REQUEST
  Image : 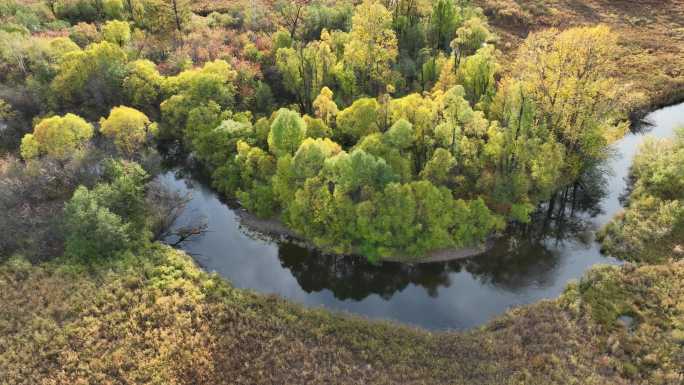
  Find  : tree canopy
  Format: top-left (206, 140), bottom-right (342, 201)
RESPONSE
top-left (21, 113), bottom-right (93, 160)
top-left (0, 0), bottom-right (634, 261)
top-left (99, 105), bottom-right (155, 155)
top-left (343, 0), bottom-right (398, 94)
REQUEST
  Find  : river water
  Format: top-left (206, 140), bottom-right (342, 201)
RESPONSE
top-left (161, 103), bottom-right (684, 330)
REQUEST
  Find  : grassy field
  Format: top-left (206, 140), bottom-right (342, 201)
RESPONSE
top-left (1, 244), bottom-right (683, 384)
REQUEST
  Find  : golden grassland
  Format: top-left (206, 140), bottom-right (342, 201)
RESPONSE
top-left (1, 243), bottom-right (683, 384)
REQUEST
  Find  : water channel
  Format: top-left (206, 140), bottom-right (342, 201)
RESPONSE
top-left (161, 102), bottom-right (684, 330)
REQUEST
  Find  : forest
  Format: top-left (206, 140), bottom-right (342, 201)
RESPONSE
top-left (0, 0), bottom-right (639, 261)
top-left (0, 0), bottom-right (683, 383)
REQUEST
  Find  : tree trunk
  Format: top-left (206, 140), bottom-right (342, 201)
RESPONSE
top-left (546, 192), bottom-right (557, 219)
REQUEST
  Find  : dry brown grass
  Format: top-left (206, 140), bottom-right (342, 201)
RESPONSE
top-left (2, 245), bottom-right (682, 384)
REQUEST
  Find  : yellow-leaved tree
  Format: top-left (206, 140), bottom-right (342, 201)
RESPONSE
top-left (512, 25), bottom-right (633, 183)
top-left (100, 106), bottom-right (155, 156)
top-left (20, 113), bottom-right (93, 160)
top-left (343, 0), bottom-right (398, 95)
top-left (312, 86), bottom-right (338, 126)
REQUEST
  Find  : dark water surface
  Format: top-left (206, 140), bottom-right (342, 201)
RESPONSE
top-left (162, 103), bottom-right (684, 330)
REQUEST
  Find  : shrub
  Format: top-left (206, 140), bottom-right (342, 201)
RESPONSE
top-left (63, 159), bottom-right (150, 260)
top-left (63, 185), bottom-right (131, 260)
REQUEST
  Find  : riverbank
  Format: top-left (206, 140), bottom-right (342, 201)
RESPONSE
top-left (2, 244), bottom-right (681, 384)
top-left (235, 206), bottom-right (494, 263)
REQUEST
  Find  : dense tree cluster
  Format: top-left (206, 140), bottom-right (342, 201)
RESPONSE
top-left (2, 96), bottom-right (173, 261)
top-left (0, 0), bottom-right (631, 261)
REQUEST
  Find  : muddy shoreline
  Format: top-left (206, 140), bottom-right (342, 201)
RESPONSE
top-left (234, 207), bottom-right (494, 264)
top-left (630, 87), bottom-right (684, 123)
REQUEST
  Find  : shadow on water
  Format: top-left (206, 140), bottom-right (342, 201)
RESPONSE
top-left (160, 102), bottom-right (684, 330)
top-left (276, 212), bottom-right (597, 301)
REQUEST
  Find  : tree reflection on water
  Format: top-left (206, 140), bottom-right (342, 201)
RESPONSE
top-left (277, 165), bottom-right (610, 301)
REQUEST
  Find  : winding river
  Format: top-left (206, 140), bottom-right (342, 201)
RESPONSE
top-left (161, 102), bottom-right (684, 330)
